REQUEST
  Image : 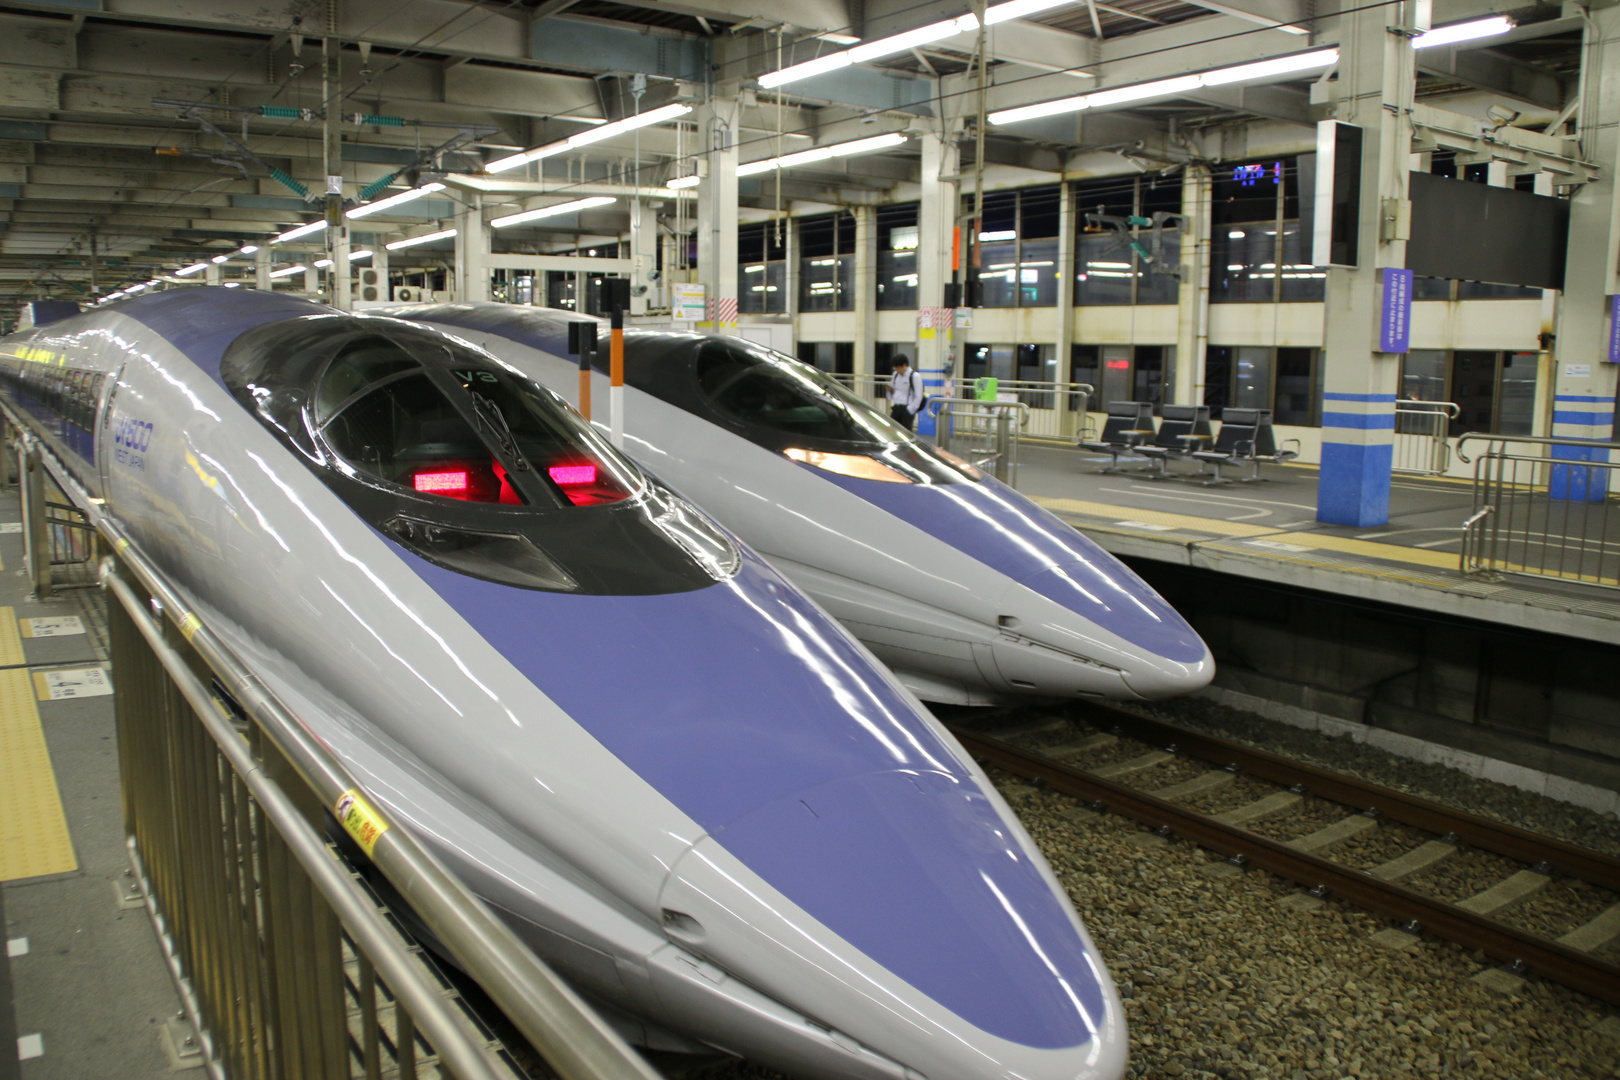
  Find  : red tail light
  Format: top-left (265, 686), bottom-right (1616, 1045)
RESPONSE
top-left (414, 469), bottom-right (470, 494)
top-left (548, 464), bottom-right (597, 486)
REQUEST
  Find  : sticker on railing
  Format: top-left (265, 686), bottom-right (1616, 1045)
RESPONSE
top-left (33, 666), bottom-right (111, 700)
top-left (20, 616), bottom-right (83, 638)
top-left (335, 789), bottom-right (390, 856)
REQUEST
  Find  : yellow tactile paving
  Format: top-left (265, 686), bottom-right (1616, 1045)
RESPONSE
top-left (0, 606), bottom-right (24, 666)
top-left (1031, 496), bottom-right (1275, 537)
top-left (1257, 532), bottom-right (1460, 570)
top-left (0, 667), bottom-right (77, 880)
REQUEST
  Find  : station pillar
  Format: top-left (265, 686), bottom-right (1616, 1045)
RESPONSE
top-left (254, 246), bottom-right (271, 290)
top-left (1549, 5), bottom-right (1620, 501)
top-left (915, 131), bottom-right (959, 437)
top-left (854, 204), bottom-right (877, 381)
top-left (455, 195), bottom-right (490, 303)
top-left (695, 94), bottom-right (739, 335)
top-left (1175, 165), bottom-right (1212, 410)
top-left (1315, 4), bottom-right (1414, 527)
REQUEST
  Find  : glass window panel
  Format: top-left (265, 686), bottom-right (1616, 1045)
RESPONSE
top-left (1204, 347), bottom-right (1233, 418)
top-left (800, 255), bottom-right (841, 312)
top-left (977, 191), bottom-right (1018, 236)
top-left (763, 261), bottom-right (786, 313)
top-left (1414, 276), bottom-right (1452, 300)
top-left (1457, 280), bottom-right (1542, 300)
top-left (1019, 185), bottom-right (1062, 239)
top-left (877, 249), bottom-right (918, 309)
top-left (1233, 347), bottom-right (1273, 410)
top-left (1018, 237), bottom-right (1059, 307)
top-left (1273, 348), bottom-right (1316, 425)
top-left (739, 262), bottom-right (770, 313)
top-left (1100, 345), bottom-right (1132, 404)
top-left (1070, 344), bottom-right (1099, 403)
top-left (1132, 346), bottom-right (1166, 411)
top-left (975, 240), bottom-right (1020, 308)
top-left (799, 214), bottom-right (837, 258)
top-left (1496, 352), bottom-right (1537, 435)
top-left (988, 345), bottom-right (1015, 382)
top-left (1450, 350), bottom-right (1498, 436)
top-left (1403, 350), bottom-right (1448, 401)
top-left (1076, 233), bottom-right (1135, 305)
top-left (965, 344), bottom-right (991, 382)
top-left (1277, 223), bottom-right (1325, 302)
top-left (1211, 228), bottom-right (1276, 303)
top-left (1136, 228), bottom-right (1181, 305)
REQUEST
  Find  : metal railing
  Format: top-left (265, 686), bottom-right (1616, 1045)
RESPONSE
top-left (1458, 432), bottom-right (1620, 588)
top-left (1392, 401), bottom-right (1459, 477)
top-left (927, 397), bottom-right (1030, 485)
top-left (15, 439), bottom-right (101, 596)
top-left (833, 373), bottom-right (1092, 441)
top-left (13, 425), bottom-right (662, 1080)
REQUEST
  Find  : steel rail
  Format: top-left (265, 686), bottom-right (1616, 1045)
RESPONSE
top-left (9, 417), bottom-right (663, 1080)
top-left (1077, 709), bottom-right (1620, 893)
top-left (950, 726), bottom-right (1620, 1009)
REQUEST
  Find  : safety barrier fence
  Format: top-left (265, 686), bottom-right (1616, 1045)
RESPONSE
top-left (9, 421), bottom-right (662, 1080)
top-left (1458, 432), bottom-right (1620, 589)
top-left (926, 398), bottom-right (1030, 485)
top-left (832, 374), bottom-right (1092, 442)
top-left (1392, 401), bottom-right (1459, 477)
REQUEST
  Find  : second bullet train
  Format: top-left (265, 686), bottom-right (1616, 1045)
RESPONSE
top-left (1, 289), bottom-right (1126, 1080)
top-left (386, 303), bottom-right (1213, 705)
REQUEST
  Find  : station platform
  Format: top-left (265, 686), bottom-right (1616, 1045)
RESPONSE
top-left (1017, 442), bottom-right (1620, 645)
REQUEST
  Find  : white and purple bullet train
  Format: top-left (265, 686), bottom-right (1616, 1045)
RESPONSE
top-left (384, 303), bottom-right (1212, 705)
top-left (0, 288), bottom-right (1127, 1080)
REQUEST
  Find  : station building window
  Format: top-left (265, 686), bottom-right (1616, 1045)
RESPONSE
top-left (877, 203), bottom-right (920, 310)
top-left (799, 212), bottom-right (855, 312)
top-left (797, 341), bottom-right (854, 377)
top-left (1074, 174), bottom-right (1183, 306)
top-left (1203, 346), bottom-right (1321, 423)
top-left (738, 221), bottom-right (788, 314)
top-left (1071, 344), bottom-right (1176, 412)
top-left (1402, 349), bottom-right (1536, 436)
top-left (1209, 158), bottom-right (1323, 304)
top-left (965, 186), bottom-right (1061, 308)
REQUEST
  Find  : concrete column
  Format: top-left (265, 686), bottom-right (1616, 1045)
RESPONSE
top-left (455, 195), bottom-right (490, 303)
top-left (1315, 4), bottom-right (1415, 526)
top-left (332, 225), bottom-right (351, 311)
top-left (1175, 166), bottom-right (1212, 409)
top-left (303, 265), bottom-right (318, 295)
top-left (629, 197), bottom-right (652, 316)
top-left (1056, 180), bottom-right (1076, 407)
top-left (370, 244), bottom-right (390, 303)
top-left (915, 131), bottom-right (960, 436)
top-left (254, 247), bottom-right (271, 290)
top-left (784, 208), bottom-right (799, 322)
top-left (854, 204), bottom-right (876, 381)
top-left (204, 262), bottom-right (221, 286)
top-left (1549, 5), bottom-right (1620, 500)
top-left (696, 94), bottom-right (739, 334)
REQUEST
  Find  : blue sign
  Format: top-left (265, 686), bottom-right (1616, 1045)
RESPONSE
top-left (1379, 268), bottom-right (1414, 353)
top-left (1233, 162), bottom-right (1282, 187)
top-left (1608, 294), bottom-right (1620, 364)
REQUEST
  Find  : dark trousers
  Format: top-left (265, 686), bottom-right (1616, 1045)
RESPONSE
top-left (890, 404), bottom-right (916, 431)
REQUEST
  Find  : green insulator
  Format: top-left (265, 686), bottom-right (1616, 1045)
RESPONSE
top-left (259, 105), bottom-right (301, 119)
top-left (358, 172), bottom-right (399, 201)
top-left (268, 168), bottom-right (310, 197)
top-left (360, 114), bottom-right (406, 127)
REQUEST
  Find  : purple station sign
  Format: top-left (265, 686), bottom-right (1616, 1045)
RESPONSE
top-left (1379, 268), bottom-right (1414, 353)
top-left (1608, 294), bottom-right (1620, 364)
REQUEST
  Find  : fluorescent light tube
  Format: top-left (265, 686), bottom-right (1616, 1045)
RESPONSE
top-left (1199, 48), bottom-right (1339, 86)
top-left (273, 221), bottom-right (328, 243)
top-left (238, 245), bottom-right (259, 254)
top-left (1084, 73), bottom-right (1203, 108)
top-left (567, 103), bottom-right (691, 150)
top-left (848, 15), bottom-right (975, 63)
top-left (268, 265), bottom-right (307, 278)
top-left (490, 196), bottom-right (617, 229)
top-left (666, 174), bottom-right (700, 189)
top-left (313, 259), bottom-right (334, 268)
top-left (347, 183), bottom-right (446, 219)
top-left (349, 250), bottom-right (373, 261)
top-left (1413, 16), bottom-right (1513, 48)
top-left (175, 263), bottom-right (209, 276)
top-left (385, 229), bottom-right (458, 250)
top-left (759, 52), bottom-right (852, 89)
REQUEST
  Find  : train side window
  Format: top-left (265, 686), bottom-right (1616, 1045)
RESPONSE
top-left (695, 339), bottom-right (905, 445)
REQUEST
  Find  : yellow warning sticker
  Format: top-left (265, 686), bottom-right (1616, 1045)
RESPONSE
top-left (176, 612), bottom-right (201, 641)
top-left (335, 789), bottom-right (389, 856)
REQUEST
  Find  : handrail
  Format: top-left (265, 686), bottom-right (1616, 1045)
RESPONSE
top-left (925, 396), bottom-right (1032, 426)
top-left (1456, 431), bottom-right (1620, 466)
top-left (1395, 400), bottom-right (1460, 417)
top-left (12, 419), bottom-right (662, 1080)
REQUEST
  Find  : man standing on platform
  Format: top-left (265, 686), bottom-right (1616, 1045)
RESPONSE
top-left (888, 357), bottom-right (925, 431)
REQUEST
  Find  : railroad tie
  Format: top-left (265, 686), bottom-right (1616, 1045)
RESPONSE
top-left (1369, 840), bottom-right (1459, 882)
top-left (1212, 791), bottom-right (1301, 825)
top-left (1044, 732), bottom-right (1119, 758)
top-left (1456, 869), bottom-right (1552, 916)
top-left (1286, 814), bottom-right (1378, 854)
top-left (1090, 750), bottom-right (1174, 779)
top-left (1557, 904), bottom-right (1620, 953)
top-left (1148, 769), bottom-right (1235, 802)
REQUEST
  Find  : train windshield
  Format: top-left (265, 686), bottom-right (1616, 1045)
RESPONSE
top-left (690, 339), bottom-right (979, 484)
top-left (222, 316), bottom-right (739, 595)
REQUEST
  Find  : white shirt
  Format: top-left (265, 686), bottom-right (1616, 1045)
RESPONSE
top-left (889, 367), bottom-right (924, 412)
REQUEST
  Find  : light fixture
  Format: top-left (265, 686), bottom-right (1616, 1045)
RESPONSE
top-left (815, 31), bottom-right (861, 45)
top-left (349, 249), bottom-right (374, 260)
top-left (385, 228), bottom-right (458, 250)
top-left (734, 132), bottom-right (909, 178)
top-left (175, 263), bottom-right (209, 276)
top-left (210, 254), bottom-right (230, 264)
top-left (490, 195), bottom-right (617, 229)
top-left (126, 283), bottom-right (147, 292)
top-left (347, 183), bottom-right (447, 219)
top-left (986, 0), bottom-right (1077, 23)
top-left (268, 265), bottom-right (307, 278)
top-left (847, 15), bottom-right (975, 63)
top-left (238, 244), bottom-right (259, 254)
top-left (666, 174), bottom-right (700, 189)
top-left (979, 230), bottom-right (1017, 241)
top-left (273, 221), bottom-right (328, 243)
top-left (145, 279), bottom-right (161, 287)
top-left (487, 103), bottom-right (694, 173)
top-left (759, 52), bottom-right (852, 89)
top-left (1412, 16), bottom-right (1513, 48)
top-left (990, 47), bottom-right (1339, 125)
top-left (223, 282), bottom-right (241, 288)
top-left (313, 259), bottom-right (334, 268)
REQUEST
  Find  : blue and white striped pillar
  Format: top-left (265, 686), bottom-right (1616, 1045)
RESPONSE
top-left (914, 133), bottom-right (958, 439)
top-left (1318, 393), bottom-right (1396, 526)
top-left (1549, 391), bottom-right (1614, 502)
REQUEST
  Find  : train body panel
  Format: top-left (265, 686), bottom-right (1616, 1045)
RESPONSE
top-left (0, 289), bottom-right (1127, 1080)
top-left (390, 303), bottom-right (1210, 703)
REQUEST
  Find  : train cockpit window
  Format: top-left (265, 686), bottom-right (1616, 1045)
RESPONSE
top-left (692, 339), bottom-right (979, 485)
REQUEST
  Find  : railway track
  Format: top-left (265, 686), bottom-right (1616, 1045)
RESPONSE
top-left (947, 706), bottom-right (1620, 1008)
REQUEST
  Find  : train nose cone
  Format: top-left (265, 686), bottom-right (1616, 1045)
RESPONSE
top-left (662, 768), bottom-right (1127, 1080)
